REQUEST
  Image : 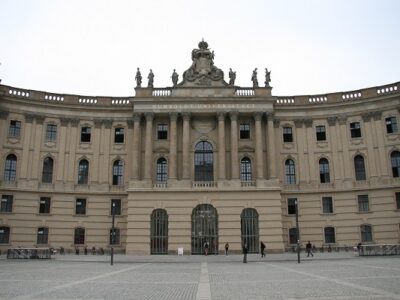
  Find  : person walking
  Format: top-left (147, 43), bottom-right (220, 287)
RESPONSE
top-left (204, 241), bottom-right (209, 256)
top-left (225, 242), bottom-right (229, 255)
top-left (306, 241), bottom-right (314, 257)
top-left (243, 243), bottom-right (248, 263)
top-left (260, 241), bottom-right (266, 257)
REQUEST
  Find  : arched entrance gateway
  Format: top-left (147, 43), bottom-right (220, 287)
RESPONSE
top-left (150, 209), bottom-right (168, 254)
top-left (241, 208), bottom-right (259, 253)
top-left (191, 204), bottom-right (218, 254)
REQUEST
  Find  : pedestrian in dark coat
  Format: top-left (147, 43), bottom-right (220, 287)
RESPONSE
top-left (225, 242), bottom-right (229, 255)
top-left (306, 241), bottom-right (314, 257)
top-left (243, 243), bottom-right (248, 263)
top-left (260, 241), bottom-right (266, 257)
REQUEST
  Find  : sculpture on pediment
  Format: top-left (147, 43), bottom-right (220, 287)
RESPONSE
top-left (135, 68), bottom-right (142, 88)
top-left (171, 69), bottom-right (179, 86)
top-left (265, 68), bottom-right (271, 87)
top-left (180, 40), bottom-right (227, 87)
top-left (228, 68), bottom-right (236, 86)
top-left (147, 69), bottom-right (154, 88)
top-left (251, 68), bottom-right (258, 88)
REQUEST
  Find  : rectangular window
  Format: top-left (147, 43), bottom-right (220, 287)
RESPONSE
top-left (283, 127), bottom-right (293, 143)
top-left (350, 122), bottom-right (362, 138)
top-left (1, 195), bottom-right (13, 213)
top-left (9, 120), bottom-right (21, 138)
top-left (39, 197), bottom-right (51, 214)
top-left (75, 198), bottom-right (86, 215)
top-left (322, 196), bottom-right (333, 214)
top-left (395, 192), bottom-right (400, 210)
top-left (287, 198), bottom-right (297, 215)
top-left (46, 124), bottom-right (57, 141)
top-left (111, 199), bottom-right (121, 215)
top-left (240, 123), bottom-right (251, 139)
top-left (81, 127), bottom-right (91, 142)
top-left (386, 117), bottom-right (398, 134)
top-left (358, 194), bottom-right (369, 212)
top-left (114, 127), bottom-right (125, 143)
top-left (316, 125), bottom-right (326, 141)
top-left (157, 124), bottom-right (168, 140)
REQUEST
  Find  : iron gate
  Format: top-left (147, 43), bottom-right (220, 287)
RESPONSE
top-left (241, 208), bottom-right (259, 253)
top-left (150, 209), bottom-right (168, 254)
top-left (191, 204), bottom-right (218, 254)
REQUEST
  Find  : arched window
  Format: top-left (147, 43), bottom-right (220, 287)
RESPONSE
top-left (156, 158), bottom-right (168, 183)
top-left (354, 155), bottom-right (366, 181)
top-left (240, 157), bottom-right (252, 181)
top-left (42, 157), bottom-right (54, 183)
top-left (150, 209), bottom-right (168, 254)
top-left (241, 208), bottom-right (259, 253)
top-left (360, 224), bottom-right (373, 242)
top-left (391, 151), bottom-right (400, 178)
top-left (191, 204), bottom-right (218, 254)
top-left (324, 227), bottom-right (336, 244)
top-left (288, 228), bottom-right (298, 245)
top-left (285, 159), bottom-right (296, 184)
top-left (109, 228), bottom-right (120, 245)
top-left (74, 227), bottom-right (85, 245)
top-left (37, 227), bottom-right (49, 244)
top-left (319, 158), bottom-right (330, 183)
top-left (194, 141), bottom-right (213, 182)
top-left (78, 159), bottom-right (89, 184)
top-left (0, 226), bottom-right (10, 244)
top-left (4, 154), bottom-right (17, 181)
top-left (112, 160), bottom-right (124, 185)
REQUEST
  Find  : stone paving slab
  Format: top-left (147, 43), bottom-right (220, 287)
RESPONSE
top-left (0, 255), bottom-right (399, 300)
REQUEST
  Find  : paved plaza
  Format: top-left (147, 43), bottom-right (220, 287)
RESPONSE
top-left (0, 253), bottom-right (399, 300)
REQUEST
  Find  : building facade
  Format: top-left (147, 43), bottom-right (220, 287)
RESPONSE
top-left (0, 41), bottom-right (399, 254)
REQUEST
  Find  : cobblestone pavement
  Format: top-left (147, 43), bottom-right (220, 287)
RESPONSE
top-left (0, 254), bottom-right (399, 299)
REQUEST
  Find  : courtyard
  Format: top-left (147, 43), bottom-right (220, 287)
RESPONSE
top-left (0, 254), bottom-right (399, 299)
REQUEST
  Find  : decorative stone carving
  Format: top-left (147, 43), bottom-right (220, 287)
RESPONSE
top-left (135, 68), bottom-right (142, 88)
top-left (266, 112), bottom-right (274, 121)
top-left (145, 112), bottom-right (154, 122)
top-left (361, 112), bottom-right (373, 122)
top-left (171, 69), bottom-right (179, 86)
top-left (217, 112), bottom-right (226, 121)
top-left (24, 114), bottom-right (35, 123)
top-left (228, 68), bottom-right (236, 86)
top-left (229, 111), bottom-right (239, 121)
top-left (0, 110), bottom-right (9, 119)
top-left (372, 111), bottom-right (382, 121)
top-left (182, 112), bottom-right (191, 121)
top-left (94, 119), bottom-right (103, 129)
top-left (133, 113), bottom-right (141, 123)
top-left (35, 116), bottom-right (45, 125)
top-left (103, 120), bottom-right (113, 129)
top-left (180, 40), bottom-right (227, 87)
top-left (304, 118), bottom-right (313, 128)
top-left (251, 68), bottom-right (258, 88)
top-left (264, 68), bottom-right (271, 87)
top-left (169, 112), bottom-right (178, 121)
top-left (60, 118), bottom-right (69, 126)
top-left (192, 117), bottom-right (216, 134)
top-left (147, 69), bottom-right (154, 88)
top-left (327, 116), bottom-right (337, 126)
top-left (70, 119), bottom-right (80, 127)
top-left (294, 119), bottom-right (303, 128)
top-left (127, 119), bottom-right (134, 129)
top-left (253, 112), bottom-right (263, 121)
top-left (273, 118), bottom-right (280, 128)
top-left (337, 115), bottom-right (347, 125)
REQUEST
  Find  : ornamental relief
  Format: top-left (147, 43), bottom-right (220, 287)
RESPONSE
top-left (191, 117), bottom-right (216, 134)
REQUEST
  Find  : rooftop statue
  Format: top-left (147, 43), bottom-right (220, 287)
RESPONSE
top-left (228, 68), bottom-right (236, 86)
top-left (265, 68), bottom-right (271, 87)
top-left (171, 69), bottom-right (179, 86)
top-left (180, 40), bottom-right (228, 87)
top-left (251, 68), bottom-right (258, 88)
top-left (135, 68), bottom-right (142, 88)
top-left (147, 69), bottom-right (154, 88)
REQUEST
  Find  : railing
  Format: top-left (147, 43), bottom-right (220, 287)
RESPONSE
top-left (359, 244), bottom-right (400, 256)
top-left (377, 84), bottom-right (398, 95)
top-left (308, 95), bottom-right (328, 103)
top-left (342, 91), bottom-right (362, 101)
top-left (111, 99), bottom-right (131, 105)
top-left (192, 181), bottom-right (217, 188)
top-left (8, 88), bottom-right (30, 98)
top-left (276, 97), bottom-right (295, 105)
top-left (7, 248), bottom-right (52, 259)
top-left (235, 88), bottom-right (255, 96)
top-left (152, 88), bottom-right (171, 97)
top-left (241, 181), bottom-right (256, 187)
top-left (153, 182), bottom-right (167, 188)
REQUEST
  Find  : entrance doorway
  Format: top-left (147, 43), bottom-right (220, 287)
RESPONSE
top-left (191, 204), bottom-right (218, 254)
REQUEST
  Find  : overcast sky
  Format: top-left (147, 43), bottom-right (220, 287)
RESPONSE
top-left (0, 0), bottom-right (399, 97)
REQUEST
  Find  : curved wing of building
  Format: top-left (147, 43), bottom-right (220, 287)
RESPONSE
top-left (0, 41), bottom-right (399, 255)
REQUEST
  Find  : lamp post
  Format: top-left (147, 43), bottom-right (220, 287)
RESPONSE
top-left (295, 199), bottom-right (301, 264)
top-left (111, 202), bottom-right (115, 266)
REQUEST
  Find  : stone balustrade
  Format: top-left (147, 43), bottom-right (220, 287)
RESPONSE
top-left (235, 88), bottom-right (255, 96)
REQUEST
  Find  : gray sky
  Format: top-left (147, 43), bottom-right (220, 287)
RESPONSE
top-left (0, 0), bottom-right (399, 97)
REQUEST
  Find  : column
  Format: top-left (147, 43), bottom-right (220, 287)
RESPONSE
top-left (20, 114), bottom-right (34, 179)
top-left (372, 112), bottom-right (388, 176)
top-left (66, 119), bottom-right (79, 183)
top-left (169, 112), bottom-right (178, 179)
top-left (131, 113), bottom-right (141, 180)
top-left (254, 112), bottom-right (263, 179)
top-left (182, 112), bottom-right (191, 180)
top-left (0, 111), bottom-right (9, 155)
top-left (100, 120), bottom-right (112, 184)
top-left (92, 120), bottom-right (102, 183)
top-left (327, 117), bottom-right (342, 181)
top-left (338, 115), bottom-right (351, 180)
top-left (144, 112), bottom-right (154, 180)
top-left (230, 111), bottom-right (239, 179)
top-left (30, 116), bottom-right (44, 180)
top-left (362, 113), bottom-right (377, 178)
top-left (56, 118), bottom-right (68, 182)
top-left (304, 119), bottom-right (314, 183)
top-left (294, 119), bottom-right (308, 184)
top-left (266, 112), bottom-right (277, 178)
top-left (218, 112), bottom-right (226, 180)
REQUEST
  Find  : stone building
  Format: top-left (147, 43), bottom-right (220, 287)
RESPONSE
top-left (0, 41), bottom-right (399, 254)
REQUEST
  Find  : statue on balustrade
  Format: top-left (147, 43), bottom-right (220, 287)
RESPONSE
top-left (228, 68), bottom-right (236, 86)
top-left (251, 68), bottom-right (258, 88)
top-left (135, 68), bottom-right (142, 88)
top-left (265, 68), bottom-right (271, 87)
top-left (147, 69), bottom-right (154, 88)
top-left (171, 69), bottom-right (179, 86)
